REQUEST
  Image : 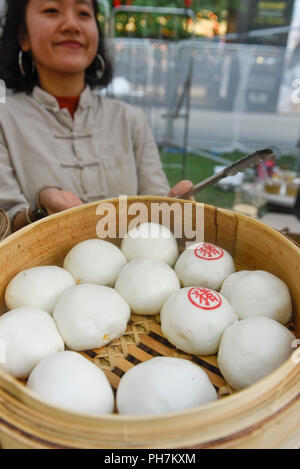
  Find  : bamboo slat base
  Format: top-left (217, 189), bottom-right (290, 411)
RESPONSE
top-left (83, 314), bottom-right (231, 398)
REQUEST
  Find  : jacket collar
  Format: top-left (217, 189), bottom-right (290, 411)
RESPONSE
top-left (32, 84), bottom-right (94, 111)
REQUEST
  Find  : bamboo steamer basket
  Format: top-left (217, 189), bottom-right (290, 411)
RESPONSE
top-left (0, 197), bottom-right (299, 449)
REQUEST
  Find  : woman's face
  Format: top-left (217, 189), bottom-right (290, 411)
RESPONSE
top-left (21, 0), bottom-right (99, 78)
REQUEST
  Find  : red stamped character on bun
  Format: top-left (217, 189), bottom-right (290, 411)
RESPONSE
top-left (194, 243), bottom-right (224, 261)
top-left (188, 287), bottom-right (222, 310)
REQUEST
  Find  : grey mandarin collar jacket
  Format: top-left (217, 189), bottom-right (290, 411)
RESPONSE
top-left (0, 84), bottom-right (170, 222)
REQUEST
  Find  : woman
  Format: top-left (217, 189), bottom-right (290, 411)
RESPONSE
top-left (0, 0), bottom-right (193, 232)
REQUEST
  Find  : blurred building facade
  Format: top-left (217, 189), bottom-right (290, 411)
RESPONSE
top-left (236, 0), bottom-right (295, 46)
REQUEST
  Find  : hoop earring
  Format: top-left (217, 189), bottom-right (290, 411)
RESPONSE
top-left (18, 50), bottom-right (35, 77)
top-left (95, 54), bottom-right (105, 79)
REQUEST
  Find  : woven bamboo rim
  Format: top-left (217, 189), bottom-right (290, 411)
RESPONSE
top-left (0, 197), bottom-right (299, 449)
top-left (0, 209), bottom-right (9, 241)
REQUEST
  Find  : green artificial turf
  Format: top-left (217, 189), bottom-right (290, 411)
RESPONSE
top-left (160, 150), bottom-right (298, 210)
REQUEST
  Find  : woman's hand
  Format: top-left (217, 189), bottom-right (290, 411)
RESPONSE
top-left (168, 180), bottom-right (195, 201)
top-left (39, 188), bottom-right (84, 215)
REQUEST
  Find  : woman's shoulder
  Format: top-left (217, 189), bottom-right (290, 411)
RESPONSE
top-left (5, 89), bottom-right (31, 104)
top-left (0, 89), bottom-right (34, 121)
top-left (97, 93), bottom-right (146, 121)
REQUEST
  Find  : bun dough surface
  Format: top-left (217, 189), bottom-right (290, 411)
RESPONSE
top-left (174, 242), bottom-right (235, 290)
top-left (53, 284), bottom-right (130, 351)
top-left (63, 239), bottom-right (127, 287)
top-left (218, 317), bottom-right (296, 390)
top-left (5, 266), bottom-right (75, 314)
top-left (220, 270), bottom-right (292, 324)
top-left (115, 258), bottom-right (180, 315)
top-left (27, 351), bottom-right (114, 415)
top-left (117, 357), bottom-right (218, 415)
top-left (161, 287), bottom-right (238, 355)
top-left (0, 307), bottom-right (64, 379)
top-left (121, 223), bottom-right (179, 267)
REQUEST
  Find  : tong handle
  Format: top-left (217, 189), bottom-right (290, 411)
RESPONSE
top-left (176, 148), bottom-right (275, 199)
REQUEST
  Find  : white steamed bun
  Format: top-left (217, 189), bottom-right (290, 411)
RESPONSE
top-left (53, 284), bottom-right (130, 351)
top-left (115, 258), bottom-right (180, 315)
top-left (161, 287), bottom-right (238, 355)
top-left (5, 266), bottom-right (75, 314)
top-left (0, 307), bottom-right (64, 379)
top-left (121, 222), bottom-right (179, 267)
top-left (218, 317), bottom-right (296, 390)
top-left (63, 239), bottom-right (127, 287)
top-left (174, 242), bottom-right (235, 290)
top-left (27, 351), bottom-right (114, 415)
top-left (220, 270), bottom-right (292, 324)
top-left (117, 357), bottom-right (217, 415)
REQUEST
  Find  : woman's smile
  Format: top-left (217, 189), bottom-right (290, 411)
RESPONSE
top-left (56, 40), bottom-right (85, 48)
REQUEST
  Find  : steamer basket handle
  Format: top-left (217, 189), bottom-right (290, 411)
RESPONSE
top-left (0, 210), bottom-right (10, 242)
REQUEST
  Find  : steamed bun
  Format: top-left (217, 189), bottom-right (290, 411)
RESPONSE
top-left (53, 284), bottom-right (130, 351)
top-left (115, 258), bottom-right (180, 315)
top-left (174, 242), bottom-right (235, 290)
top-left (5, 266), bottom-right (75, 314)
top-left (218, 317), bottom-right (295, 390)
top-left (27, 351), bottom-right (114, 415)
top-left (0, 307), bottom-right (64, 379)
top-left (63, 239), bottom-right (127, 287)
top-left (117, 357), bottom-right (217, 415)
top-left (161, 287), bottom-right (237, 355)
top-left (220, 270), bottom-right (292, 324)
top-left (121, 223), bottom-right (179, 267)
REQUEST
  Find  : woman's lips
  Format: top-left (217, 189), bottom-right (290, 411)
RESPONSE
top-left (56, 41), bottom-right (84, 48)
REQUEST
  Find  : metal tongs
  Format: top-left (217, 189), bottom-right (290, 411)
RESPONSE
top-left (176, 148), bottom-right (276, 199)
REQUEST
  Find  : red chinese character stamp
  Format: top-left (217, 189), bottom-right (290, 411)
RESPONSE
top-left (194, 243), bottom-right (224, 261)
top-left (188, 287), bottom-right (222, 310)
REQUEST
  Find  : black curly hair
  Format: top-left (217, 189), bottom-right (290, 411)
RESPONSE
top-left (0, 0), bottom-right (113, 93)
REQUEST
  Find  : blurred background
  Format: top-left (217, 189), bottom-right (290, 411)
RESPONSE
top-left (97, 0), bottom-right (300, 238)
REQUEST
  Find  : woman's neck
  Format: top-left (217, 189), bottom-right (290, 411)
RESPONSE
top-left (37, 69), bottom-right (85, 97)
